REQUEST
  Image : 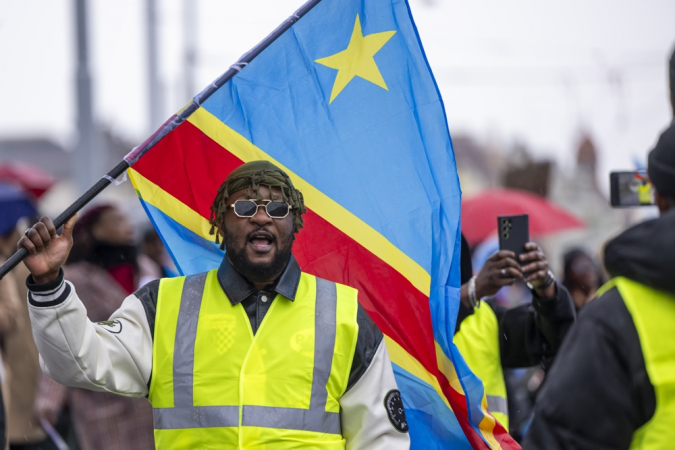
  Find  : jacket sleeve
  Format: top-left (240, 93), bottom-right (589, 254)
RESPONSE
top-left (523, 287), bottom-right (655, 450)
top-left (340, 306), bottom-right (410, 449)
top-left (340, 340), bottom-right (410, 449)
top-left (27, 270), bottom-right (153, 397)
top-left (492, 281), bottom-right (576, 368)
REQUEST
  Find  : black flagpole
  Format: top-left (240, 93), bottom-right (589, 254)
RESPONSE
top-left (0, 0), bottom-right (322, 280)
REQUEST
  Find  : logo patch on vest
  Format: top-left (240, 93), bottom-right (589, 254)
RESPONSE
top-left (204, 314), bottom-right (236, 355)
top-left (97, 320), bottom-right (122, 334)
top-left (290, 329), bottom-right (314, 357)
top-left (384, 389), bottom-right (408, 433)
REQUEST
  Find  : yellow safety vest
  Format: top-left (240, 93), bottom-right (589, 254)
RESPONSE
top-left (454, 304), bottom-right (509, 430)
top-left (600, 277), bottom-right (675, 449)
top-left (637, 184), bottom-right (653, 205)
top-left (148, 269), bottom-right (359, 449)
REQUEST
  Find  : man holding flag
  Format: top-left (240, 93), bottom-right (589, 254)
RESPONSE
top-left (3, 0), bottom-right (521, 447)
top-left (19, 160), bottom-right (410, 449)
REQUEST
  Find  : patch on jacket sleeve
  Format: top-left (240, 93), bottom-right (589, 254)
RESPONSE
top-left (384, 389), bottom-right (409, 433)
top-left (97, 319), bottom-right (123, 334)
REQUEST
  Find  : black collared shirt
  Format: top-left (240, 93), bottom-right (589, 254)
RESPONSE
top-left (216, 255), bottom-right (301, 334)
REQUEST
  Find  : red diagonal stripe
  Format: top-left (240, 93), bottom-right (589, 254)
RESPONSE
top-left (134, 120), bottom-right (240, 220)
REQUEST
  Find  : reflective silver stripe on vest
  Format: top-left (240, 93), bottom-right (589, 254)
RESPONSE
top-left (309, 278), bottom-right (337, 411)
top-left (155, 275), bottom-right (340, 434)
top-left (242, 406), bottom-right (340, 434)
top-left (154, 405), bottom-right (238, 429)
top-left (487, 395), bottom-right (509, 416)
top-left (173, 273), bottom-right (207, 408)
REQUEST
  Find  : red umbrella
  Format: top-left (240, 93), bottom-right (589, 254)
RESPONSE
top-left (462, 188), bottom-right (585, 246)
top-left (0, 162), bottom-right (57, 199)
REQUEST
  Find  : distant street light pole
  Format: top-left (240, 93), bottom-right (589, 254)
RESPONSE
top-left (74, 0), bottom-right (101, 194)
top-left (146, 0), bottom-right (162, 134)
top-left (183, 0), bottom-right (197, 102)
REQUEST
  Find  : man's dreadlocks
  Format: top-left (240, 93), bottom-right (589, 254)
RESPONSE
top-left (209, 160), bottom-right (306, 249)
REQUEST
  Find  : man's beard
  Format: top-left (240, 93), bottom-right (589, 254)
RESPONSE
top-left (224, 230), bottom-right (293, 286)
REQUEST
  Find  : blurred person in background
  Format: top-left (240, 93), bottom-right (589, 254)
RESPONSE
top-left (525, 122), bottom-right (675, 449)
top-left (454, 233), bottom-right (575, 439)
top-left (0, 256), bottom-right (24, 450)
top-left (670, 45), bottom-right (674, 117)
top-left (0, 187), bottom-right (51, 450)
top-left (140, 228), bottom-right (177, 281)
top-left (34, 204), bottom-right (158, 450)
top-left (561, 248), bottom-right (603, 311)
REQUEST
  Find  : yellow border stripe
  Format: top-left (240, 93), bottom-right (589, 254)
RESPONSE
top-left (384, 335), bottom-right (451, 410)
top-left (129, 168), bottom-right (212, 238)
top-left (435, 342), bottom-right (500, 448)
top-left (435, 342), bottom-right (464, 393)
top-left (187, 107), bottom-right (431, 297)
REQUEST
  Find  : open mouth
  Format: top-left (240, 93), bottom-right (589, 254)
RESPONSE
top-left (248, 230), bottom-right (275, 252)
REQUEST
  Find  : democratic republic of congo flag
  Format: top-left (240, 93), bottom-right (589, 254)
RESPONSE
top-left (127, 0), bottom-right (518, 448)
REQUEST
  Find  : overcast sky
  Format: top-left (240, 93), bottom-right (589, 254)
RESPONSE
top-left (1, 0), bottom-right (674, 191)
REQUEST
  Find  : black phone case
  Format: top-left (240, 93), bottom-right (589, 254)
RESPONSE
top-left (497, 214), bottom-right (530, 263)
top-left (609, 172), bottom-right (621, 207)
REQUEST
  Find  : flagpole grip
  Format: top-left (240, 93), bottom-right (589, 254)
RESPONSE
top-left (0, 160), bottom-right (130, 280)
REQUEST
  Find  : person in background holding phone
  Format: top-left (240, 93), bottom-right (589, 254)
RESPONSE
top-left (524, 122), bottom-right (675, 449)
top-left (454, 234), bottom-right (575, 436)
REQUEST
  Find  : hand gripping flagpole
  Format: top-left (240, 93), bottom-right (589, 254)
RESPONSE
top-left (0, 0), bottom-right (322, 280)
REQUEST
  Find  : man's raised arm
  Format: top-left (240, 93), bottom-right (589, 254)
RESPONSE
top-left (19, 215), bottom-right (152, 397)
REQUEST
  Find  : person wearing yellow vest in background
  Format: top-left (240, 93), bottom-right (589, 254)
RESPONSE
top-left (17, 161), bottom-right (411, 449)
top-left (454, 234), bottom-right (575, 438)
top-left (636, 179), bottom-right (654, 205)
top-left (525, 123), bottom-right (675, 449)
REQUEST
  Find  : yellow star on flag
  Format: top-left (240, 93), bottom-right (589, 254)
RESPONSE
top-left (315, 15), bottom-right (396, 104)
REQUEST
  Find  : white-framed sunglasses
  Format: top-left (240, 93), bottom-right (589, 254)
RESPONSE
top-left (229, 199), bottom-right (291, 219)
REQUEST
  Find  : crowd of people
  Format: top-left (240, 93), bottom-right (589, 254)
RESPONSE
top-left (0, 44), bottom-right (672, 450)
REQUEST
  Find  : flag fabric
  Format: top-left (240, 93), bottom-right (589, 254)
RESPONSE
top-left (128, 0), bottom-right (517, 448)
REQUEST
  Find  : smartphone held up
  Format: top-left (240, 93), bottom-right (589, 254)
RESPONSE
top-left (609, 170), bottom-right (655, 207)
top-left (497, 214), bottom-right (529, 261)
